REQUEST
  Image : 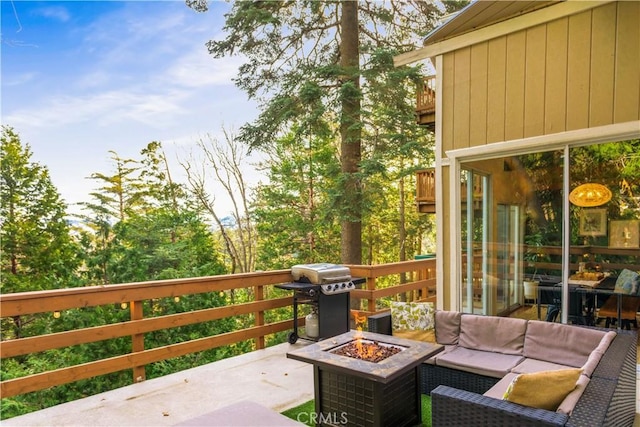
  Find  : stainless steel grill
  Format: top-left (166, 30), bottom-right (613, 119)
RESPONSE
top-left (291, 263), bottom-right (357, 295)
top-left (277, 263), bottom-right (363, 344)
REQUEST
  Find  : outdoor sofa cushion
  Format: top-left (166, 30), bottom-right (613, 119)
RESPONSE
top-left (434, 310), bottom-right (461, 345)
top-left (579, 330), bottom-right (616, 376)
top-left (512, 329), bottom-right (614, 378)
top-left (523, 320), bottom-right (609, 367)
top-left (435, 346), bottom-right (524, 378)
top-left (458, 314), bottom-right (527, 355)
top-left (511, 358), bottom-right (577, 375)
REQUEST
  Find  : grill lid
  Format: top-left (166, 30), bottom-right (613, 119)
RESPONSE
top-left (291, 263), bottom-right (351, 285)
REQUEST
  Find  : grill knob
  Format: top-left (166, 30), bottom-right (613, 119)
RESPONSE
top-left (309, 289), bottom-right (316, 297)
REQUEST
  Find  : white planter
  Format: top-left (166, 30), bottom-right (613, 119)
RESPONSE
top-left (523, 280), bottom-right (539, 304)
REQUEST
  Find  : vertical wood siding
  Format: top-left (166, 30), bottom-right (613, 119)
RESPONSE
top-left (440, 1), bottom-right (640, 151)
top-left (614, 1), bottom-right (640, 123)
top-left (504, 31), bottom-right (526, 141)
top-left (589, 3), bottom-right (617, 127)
top-left (545, 17), bottom-right (568, 135)
top-left (566, 11), bottom-right (591, 131)
top-left (470, 43), bottom-right (489, 146)
top-left (454, 47), bottom-right (472, 148)
top-left (486, 37), bottom-right (507, 143)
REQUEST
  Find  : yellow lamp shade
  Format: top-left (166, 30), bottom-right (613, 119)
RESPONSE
top-left (569, 183), bottom-right (612, 207)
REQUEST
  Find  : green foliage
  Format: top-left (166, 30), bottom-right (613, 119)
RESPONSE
top-left (79, 142), bottom-right (227, 284)
top-left (0, 126), bottom-right (82, 294)
top-left (253, 129), bottom-right (342, 268)
top-left (108, 209), bottom-right (226, 283)
top-left (1, 137), bottom-right (235, 419)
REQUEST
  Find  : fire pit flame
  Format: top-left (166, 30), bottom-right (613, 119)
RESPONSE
top-left (329, 338), bottom-right (405, 363)
top-left (337, 310), bottom-right (404, 362)
top-left (351, 310), bottom-right (367, 336)
top-left (351, 310), bottom-right (367, 354)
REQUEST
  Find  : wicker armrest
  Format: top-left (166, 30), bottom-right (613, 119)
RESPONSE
top-left (431, 385), bottom-right (569, 427)
top-left (367, 311), bottom-right (392, 335)
top-left (592, 329), bottom-right (636, 380)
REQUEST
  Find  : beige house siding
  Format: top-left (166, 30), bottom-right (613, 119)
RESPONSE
top-left (440, 1), bottom-right (639, 152)
top-left (434, 1), bottom-right (639, 311)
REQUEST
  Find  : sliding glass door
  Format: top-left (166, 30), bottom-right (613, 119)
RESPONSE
top-left (457, 140), bottom-right (640, 320)
top-left (459, 152), bottom-right (565, 316)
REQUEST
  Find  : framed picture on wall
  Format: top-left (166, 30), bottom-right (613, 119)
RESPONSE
top-left (579, 208), bottom-right (607, 236)
top-left (609, 220), bottom-right (640, 248)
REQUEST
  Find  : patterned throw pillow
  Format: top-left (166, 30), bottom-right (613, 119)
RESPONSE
top-left (503, 368), bottom-right (582, 411)
top-left (389, 301), bottom-right (435, 342)
top-left (614, 269), bottom-right (640, 295)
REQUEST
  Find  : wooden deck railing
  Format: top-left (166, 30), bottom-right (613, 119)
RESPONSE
top-left (0, 259), bottom-right (436, 399)
top-left (416, 169), bottom-right (436, 204)
top-left (416, 75), bottom-right (436, 127)
top-left (525, 245), bottom-right (640, 275)
top-left (417, 75), bottom-right (436, 114)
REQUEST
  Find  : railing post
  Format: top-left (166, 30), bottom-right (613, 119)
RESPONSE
top-left (367, 277), bottom-right (376, 313)
top-left (418, 265), bottom-right (427, 301)
top-left (255, 285), bottom-right (265, 350)
top-left (130, 300), bottom-right (145, 383)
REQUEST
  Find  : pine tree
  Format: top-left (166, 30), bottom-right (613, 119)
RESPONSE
top-left (1, 126), bottom-right (80, 294)
top-left (1, 126), bottom-right (81, 341)
top-left (188, 1), bottom-right (460, 263)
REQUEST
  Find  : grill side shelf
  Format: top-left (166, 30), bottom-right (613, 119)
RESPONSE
top-left (275, 277), bottom-right (365, 291)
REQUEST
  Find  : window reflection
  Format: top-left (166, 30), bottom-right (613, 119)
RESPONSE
top-left (459, 140), bottom-right (640, 318)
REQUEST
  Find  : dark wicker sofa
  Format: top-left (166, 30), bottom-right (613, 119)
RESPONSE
top-left (368, 311), bottom-right (637, 427)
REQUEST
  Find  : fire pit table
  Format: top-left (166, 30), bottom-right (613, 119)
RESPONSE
top-left (287, 330), bottom-right (443, 427)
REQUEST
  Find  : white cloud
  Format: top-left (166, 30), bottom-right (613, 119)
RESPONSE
top-left (2, 71), bottom-right (38, 87)
top-left (4, 86), bottom-right (193, 131)
top-left (75, 70), bottom-right (113, 90)
top-left (163, 48), bottom-right (244, 88)
top-left (32, 6), bottom-right (71, 23)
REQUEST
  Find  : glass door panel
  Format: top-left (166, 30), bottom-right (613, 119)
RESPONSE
top-left (461, 170), bottom-right (488, 314)
top-left (497, 204), bottom-right (521, 314)
top-left (460, 153), bottom-right (564, 317)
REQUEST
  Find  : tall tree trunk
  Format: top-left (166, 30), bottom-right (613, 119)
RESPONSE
top-left (339, 1), bottom-right (362, 265)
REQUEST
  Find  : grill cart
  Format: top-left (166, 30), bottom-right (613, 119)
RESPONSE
top-left (276, 263), bottom-right (364, 344)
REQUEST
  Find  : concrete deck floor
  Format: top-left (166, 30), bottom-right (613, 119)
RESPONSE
top-left (3, 340), bottom-right (640, 426)
top-left (3, 341), bottom-right (315, 427)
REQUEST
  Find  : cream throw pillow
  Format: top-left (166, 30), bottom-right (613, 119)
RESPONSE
top-left (503, 368), bottom-right (582, 411)
top-left (390, 301), bottom-right (435, 343)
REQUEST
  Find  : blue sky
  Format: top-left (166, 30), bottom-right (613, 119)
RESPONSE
top-left (1, 0), bottom-right (260, 216)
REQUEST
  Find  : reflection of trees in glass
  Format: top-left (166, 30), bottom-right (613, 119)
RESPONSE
top-left (519, 140), bottom-right (640, 272)
top-left (517, 151), bottom-right (563, 250)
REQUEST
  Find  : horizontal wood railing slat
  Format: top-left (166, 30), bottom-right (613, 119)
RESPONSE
top-left (0, 270), bottom-right (293, 317)
top-left (0, 320), bottom-right (293, 398)
top-left (1, 297), bottom-right (292, 358)
top-left (351, 278), bottom-right (435, 300)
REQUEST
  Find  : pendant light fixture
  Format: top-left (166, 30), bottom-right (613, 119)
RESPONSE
top-left (569, 183), bottom-right (612, 207)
